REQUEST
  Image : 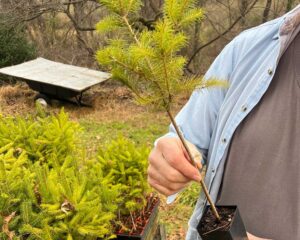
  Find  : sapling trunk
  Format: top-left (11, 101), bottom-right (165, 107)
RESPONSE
top-left (166, 109), bottom-right (221, 222)
top-left (130, 211), bottom-right (137, 231)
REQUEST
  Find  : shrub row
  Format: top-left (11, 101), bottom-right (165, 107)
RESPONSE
top-left (0, 110), bottom-right (150, 240)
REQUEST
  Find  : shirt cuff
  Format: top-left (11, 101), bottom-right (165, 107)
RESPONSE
top-left (153, 132), bottom-right (179, 147)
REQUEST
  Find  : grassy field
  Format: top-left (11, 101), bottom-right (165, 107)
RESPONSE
top-left (0, 82), bottom-right (201, 239)
top-left (79, 115), bottom-right (168, 150)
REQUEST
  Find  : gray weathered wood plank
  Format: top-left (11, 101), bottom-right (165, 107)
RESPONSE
top-left (0, 58), bottom-right (111, 92)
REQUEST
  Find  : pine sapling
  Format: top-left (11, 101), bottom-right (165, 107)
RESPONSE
top-left (96, 0), bottom-right (227, 221)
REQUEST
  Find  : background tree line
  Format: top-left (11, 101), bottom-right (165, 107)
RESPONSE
top-left (0, 0), bottom-right (298, 75)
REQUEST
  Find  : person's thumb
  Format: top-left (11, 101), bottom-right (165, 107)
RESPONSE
top-left (182, 140), bottom-right (203, 168)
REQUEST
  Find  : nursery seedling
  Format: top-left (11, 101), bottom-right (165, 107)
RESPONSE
top-left (96, 0), bottom-right (227, 221)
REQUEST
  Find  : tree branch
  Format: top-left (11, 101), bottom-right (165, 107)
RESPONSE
top-left (262, 0), bottom-right (272, 23)
top-left (63, 0), bottom-right (94, 55)
top-left (135, 12), bottom-right (162, 30)
top-left (64, 9), bottom-right (96, 31)
top-left (3, 0), bottom-right (100, 31)
top-left (186, 0), bottom-right (259, 71)
top-left (148, 0), bottom-right (160, 14)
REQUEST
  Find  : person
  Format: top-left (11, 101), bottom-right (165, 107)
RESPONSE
top-left (148, 4), bottom-right (300, 240)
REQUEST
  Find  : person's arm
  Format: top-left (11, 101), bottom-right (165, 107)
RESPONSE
top-left (148, 37), bottom-right (239, 195)
top-left (247, 232), bottom-right (272, 240)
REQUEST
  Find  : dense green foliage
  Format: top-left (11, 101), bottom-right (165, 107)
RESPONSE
top-left (0, 111), bottom-right (80, 165)
top-left (0, 111), bottom-right (151, 239)
top-left (97, 137), bottom-right (150, 215)
top-left (0, 22), bottom-right (36, 68)
top-left (0, 148), bottom-right (117, 239)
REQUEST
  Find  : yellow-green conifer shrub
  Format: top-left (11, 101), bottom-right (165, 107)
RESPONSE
top-left (0, 111), bottom-right (154, 239)
top-left (0, 147), bottom-right (44, 240)
top-left (23, 161), bottom-right (119, 240)
top-left (0, 110), bottom-right (80, 166)
top-left (96, 136), bottom-right (150, 232)
top-left (97, 136), bottom-right (150, 213)
top-left (0, 142), bottom-right (119, 240)
top-left (0, 111), bottom-right (117, 240)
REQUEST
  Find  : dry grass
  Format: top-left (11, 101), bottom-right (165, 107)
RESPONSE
top-left (69, 82), bottom-right (146, 121)
top-left (0, 81), bottom-right (139, 118)
top-left (0, 80), bottom-right (188, 122)
top-left (0, 84), bottom-right (36, 115)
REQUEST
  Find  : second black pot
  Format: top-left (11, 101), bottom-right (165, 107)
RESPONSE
top-left (197, 205), bottom-right (248, 240)
top-left (115, 199), bottom-right (160, 240)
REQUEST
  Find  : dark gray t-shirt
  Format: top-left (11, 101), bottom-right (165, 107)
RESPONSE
top-left (217, 32), bottom-right (300, 239)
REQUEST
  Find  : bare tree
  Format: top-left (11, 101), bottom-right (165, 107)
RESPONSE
top-left (64, 1), bottom-right (97, 56)
top-left (0, 0), bottom-right (294, 72)
top-left (186, 0), bottom-right (259, 74)
top-left (262, 0), bottom-right (272, 23)
top-left (0, 0), bottom-right (102, 66)
top-left (239, 0), bottom-right (249, 26)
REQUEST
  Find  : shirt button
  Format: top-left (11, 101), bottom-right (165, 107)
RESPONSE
top-left (212, 169), bottom-right (215, 173)
top-left (268, 68), bottom-right (273, 75)
top-left (241, 105), bottom-right (248, 112)
top-left (221, 138), bottom-right (227, 143)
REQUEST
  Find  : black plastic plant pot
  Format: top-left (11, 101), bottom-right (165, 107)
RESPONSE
top-left (115, 199), bottom-right (160, 240)
top-left (197, 205), bottom-right (248, 240)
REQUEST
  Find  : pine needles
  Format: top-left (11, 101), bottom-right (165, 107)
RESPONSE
top-left (96, 0), bottom-right (224, 112)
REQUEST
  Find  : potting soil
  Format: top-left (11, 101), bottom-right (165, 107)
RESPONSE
top-left (198, 207), bottom-right (234, 234)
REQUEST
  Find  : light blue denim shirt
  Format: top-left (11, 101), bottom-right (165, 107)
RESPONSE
top-left (159, 5), bottom-right (300, 239)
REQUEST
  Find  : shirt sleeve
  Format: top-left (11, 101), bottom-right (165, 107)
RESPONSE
top-left (155, 37), bottom-right (238, 164)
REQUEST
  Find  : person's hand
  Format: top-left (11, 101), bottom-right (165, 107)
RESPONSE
top-left (147, 137), bottom-right (202, 196)
top-left (247, 232), bottom-right (272, 240)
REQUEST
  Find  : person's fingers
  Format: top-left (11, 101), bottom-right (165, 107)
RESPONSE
top-left (147, 176), bottom-right (175, 195)
top-left (149, 137), bottom-right (202, 191)
top-left (162, 149), bottom-right (201, 182)
top-left (148, 150), bottom-right (190, 183)
top-left (147, 176), bottom-right (188, 196)
top-left (147, 165), bottom-right (189, 191)
top-left (148, 146), bottom-right (191, 195)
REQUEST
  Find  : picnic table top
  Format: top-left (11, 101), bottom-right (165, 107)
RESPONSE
top-left (0, 58), bottom-right (111, 92)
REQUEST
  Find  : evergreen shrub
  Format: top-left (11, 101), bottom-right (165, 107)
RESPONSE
top-left (0, 22), bottom-right (36, 69)
top-left (0, 110), bottom-right (80, 165)
top-left (0, 146), bottom-right (118, 239)
top-left (97, 136), bottom-right (150, 215)
top-left (0, 111), bottom-right (152, 239)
